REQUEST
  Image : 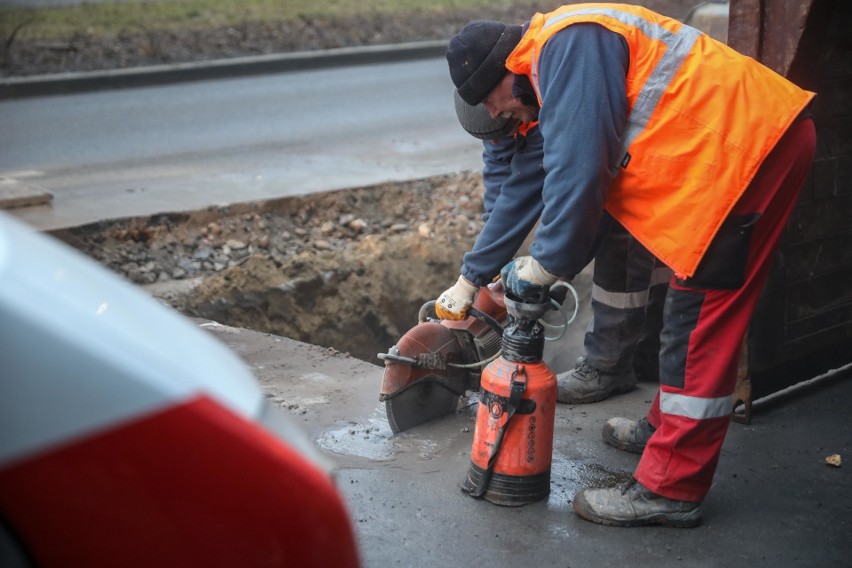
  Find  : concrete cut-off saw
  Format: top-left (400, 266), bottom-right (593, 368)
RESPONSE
top-left (378, 281), bottom-right (577, 433)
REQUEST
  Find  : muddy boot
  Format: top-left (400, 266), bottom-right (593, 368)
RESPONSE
top-left (602, 416), bottom-right (656, 454)
top-left (573, 478), bottom-right (702, 528)
top-left (556, 358), bottom-right (636, 404)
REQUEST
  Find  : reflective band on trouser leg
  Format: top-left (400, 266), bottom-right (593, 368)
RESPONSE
top-left (660, 392), bottom-right (733, 419)
top-left (584, 289), bottom-right (648, 373)
top-left (591, 285), bottom-right (648, 309)
top-left (634, 117), bottom-right (817, 502)
top-left (584, 223), bottom-right (657, 373)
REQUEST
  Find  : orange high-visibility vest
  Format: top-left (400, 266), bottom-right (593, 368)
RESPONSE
top-left (505, 4), bottom-right (815, 277)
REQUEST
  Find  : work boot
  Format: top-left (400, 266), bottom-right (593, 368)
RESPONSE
top-left (573, 478), bottom-right (702, 528)
top-left (602, 416), bottom-right (656, 454)
top-left (556, 358), bottom-right (636, 404)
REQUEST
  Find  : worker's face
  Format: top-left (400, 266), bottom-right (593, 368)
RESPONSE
top-left (483, 73), bottom-right (538, 123)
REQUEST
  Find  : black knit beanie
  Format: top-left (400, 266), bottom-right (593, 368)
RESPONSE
top-left (447, 20), bottom-right (523, 106)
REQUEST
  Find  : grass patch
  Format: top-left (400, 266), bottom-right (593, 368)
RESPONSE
top-left (1, 0), bottom-right (526, 41)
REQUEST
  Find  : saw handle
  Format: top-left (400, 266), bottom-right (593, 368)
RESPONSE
top-left (467, 307), bottom-right (504, 336)
top-left (417, 300), bottom-right (439, 323)
top-left (418, 300), bottom-right (504, 336)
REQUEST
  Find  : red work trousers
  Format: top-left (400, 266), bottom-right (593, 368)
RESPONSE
top-left (634, 116), bottom-right (817, 502)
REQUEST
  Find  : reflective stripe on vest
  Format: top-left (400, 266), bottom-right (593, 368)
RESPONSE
top-left (533, 7), bottom-right (701, 168)
top-left (660, 391), bottom-right (733, 420)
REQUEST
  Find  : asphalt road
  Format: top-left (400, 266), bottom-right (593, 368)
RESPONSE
top-left (1, 57), bottom-right (483, 230)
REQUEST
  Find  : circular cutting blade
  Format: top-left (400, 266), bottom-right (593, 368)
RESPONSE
top-left (385, 378), bottom-right (460, 434)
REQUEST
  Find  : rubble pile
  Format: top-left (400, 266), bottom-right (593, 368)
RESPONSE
top-left (57, 172), bottom-right (483, 286)
top-left (57, 172), bottom-right (487, 362)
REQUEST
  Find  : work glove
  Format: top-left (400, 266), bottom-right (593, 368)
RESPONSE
top-left (435, 275), bottom-right (479, 320)
top-left (500, 256), bottom-right (558, 302)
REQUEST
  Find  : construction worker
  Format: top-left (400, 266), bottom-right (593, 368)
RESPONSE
top-left (444, 4), bottom-right (816, 527)
top-left (441, 93), bottom-right (671, 403)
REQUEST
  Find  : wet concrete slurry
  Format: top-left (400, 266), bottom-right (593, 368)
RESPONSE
top-left (200, 318), bottom-right (852, 568)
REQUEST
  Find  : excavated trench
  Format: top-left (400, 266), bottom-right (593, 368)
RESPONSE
top-left (54, 173), bottom-right (487, 363)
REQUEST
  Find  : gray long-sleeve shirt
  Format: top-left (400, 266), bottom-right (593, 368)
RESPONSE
top-left (461, 126), bottom-right (545, 286)
top-left (530, 23), bottom-right (629, 279)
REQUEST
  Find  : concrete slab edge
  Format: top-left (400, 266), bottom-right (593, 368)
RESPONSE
top-left (0, 39), bottom-right (448, 100)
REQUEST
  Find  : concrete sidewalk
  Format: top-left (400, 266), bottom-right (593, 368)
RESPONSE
top-left (199, 320), bottom-right (851, 568)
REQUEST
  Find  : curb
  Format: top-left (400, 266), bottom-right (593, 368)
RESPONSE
top-left (0, 39), bottom-right (448, 100)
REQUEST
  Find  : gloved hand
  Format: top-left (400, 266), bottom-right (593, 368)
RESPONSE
top-left (435, 275), bottom-right (479, 320)
top-left (500, 256), bottom-right (558, 301)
